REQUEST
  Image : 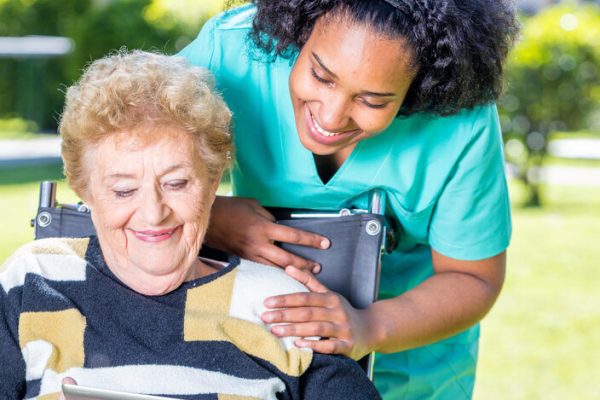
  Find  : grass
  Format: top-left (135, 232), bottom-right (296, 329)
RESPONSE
top-left (474, 181), bottom-right (600, 399)
top-left (0, 165), bottom-right (75, 264)
top-left (1, 166), bottom-right (599, 399)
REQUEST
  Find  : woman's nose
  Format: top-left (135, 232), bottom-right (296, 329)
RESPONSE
top-left (141, 186), bottom-right (169, 225)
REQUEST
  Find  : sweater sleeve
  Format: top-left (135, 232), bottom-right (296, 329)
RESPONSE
top-left (300, 353), bottom-right (381, 400)
top-left (0, 263), bottom-right (27, 398)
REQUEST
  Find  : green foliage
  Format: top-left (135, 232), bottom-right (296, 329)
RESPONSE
top-left (0, 0), bottom-right (225, 129)
top-left (502, 3), bottom-right (600, 135)
top-left (0, 117), bottom-right (37, 138)
top-left (500, 3), bottom-right (600, 206)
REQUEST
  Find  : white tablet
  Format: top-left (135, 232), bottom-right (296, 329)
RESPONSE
top-left (62, 383), bottom-right (176, 400)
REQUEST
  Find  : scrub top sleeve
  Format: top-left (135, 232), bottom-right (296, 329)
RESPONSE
top-left (429, 104), bottom-right (512, 261)
top-left (177, 16), bottom-right (217, 70)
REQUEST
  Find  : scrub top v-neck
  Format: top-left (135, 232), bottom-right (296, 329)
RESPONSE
top-left (180, 5), bottom-right (511, 399)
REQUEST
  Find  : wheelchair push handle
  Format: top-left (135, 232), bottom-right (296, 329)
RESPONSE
top-left (39, 181), bottom-right (57, 208)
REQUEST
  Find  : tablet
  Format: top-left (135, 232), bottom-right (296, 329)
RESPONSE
top-left (62, 383), bottom-right (175, 400)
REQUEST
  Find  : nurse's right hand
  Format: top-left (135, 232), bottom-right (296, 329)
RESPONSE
top-left (205, 196), bottom-right (330, 272)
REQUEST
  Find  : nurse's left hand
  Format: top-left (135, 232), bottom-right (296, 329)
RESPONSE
top-left (261, 266), bottom-right (374, 361)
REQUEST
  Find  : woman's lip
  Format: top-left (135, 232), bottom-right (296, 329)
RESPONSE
top-left (130, 226), bottom-right (180, 243)
top-left (304, 104), bottom-right (361, 145)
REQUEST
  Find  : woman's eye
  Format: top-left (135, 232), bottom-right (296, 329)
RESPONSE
top-left (114, 189), bottom-right (136, 198)
top-left (165, 180), bottom-right (188, 190)
top-left (310, 68), bottom-right (332, 85)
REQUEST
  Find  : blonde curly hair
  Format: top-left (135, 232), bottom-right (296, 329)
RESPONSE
top-left (59, 49), bottom-right (232, 198)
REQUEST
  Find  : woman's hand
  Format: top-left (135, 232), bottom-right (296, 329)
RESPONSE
top-left (58, 377), bottom-right (78, 400)
top-left (261, 266), bottom-right (375, 361)
top-left (205, 196), bottom-right (330, 271)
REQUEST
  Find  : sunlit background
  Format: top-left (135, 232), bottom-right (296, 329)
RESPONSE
top-left (1, 1), bottom-right (599, 398)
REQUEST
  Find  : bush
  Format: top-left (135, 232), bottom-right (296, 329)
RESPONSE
top-left (500, 3), bottom-right (600, 206)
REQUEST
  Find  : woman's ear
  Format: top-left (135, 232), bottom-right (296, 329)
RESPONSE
top-left (77, 186), bottom-right (93, 209)
top-left (210, 169), bottom-right (224, 194)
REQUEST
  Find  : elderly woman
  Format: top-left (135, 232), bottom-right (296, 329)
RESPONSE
top-left (0, 50), bottom-right (379, 399)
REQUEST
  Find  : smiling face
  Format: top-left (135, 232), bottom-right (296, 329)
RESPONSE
top-left (82, 126), bottom-right (220, 296)
top-left (289, 14), bottom-right (416, 159)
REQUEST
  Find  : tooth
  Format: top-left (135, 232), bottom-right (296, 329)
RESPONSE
top-left (312, 115), bottom-right (340, 137)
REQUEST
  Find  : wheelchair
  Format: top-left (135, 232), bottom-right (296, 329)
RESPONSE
top-left (32, 181), bottom-right (396, 378)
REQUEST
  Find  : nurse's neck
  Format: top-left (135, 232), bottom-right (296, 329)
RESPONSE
top-left (313, 146), bottom-right (354, 184)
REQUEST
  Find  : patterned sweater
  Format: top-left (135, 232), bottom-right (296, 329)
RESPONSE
top-left (0, 237), bottom-right (380, 400)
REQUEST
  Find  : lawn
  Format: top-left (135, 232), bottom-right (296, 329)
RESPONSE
top-left (474, 181), bottom-right (600, 399)
top-left (1, 168), bottom-right (599, 399)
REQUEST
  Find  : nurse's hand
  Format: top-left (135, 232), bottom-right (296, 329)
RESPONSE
top-left (261, 266), bottom-right (375, 361)
top-left (205, 196), bottom-right (330, 272)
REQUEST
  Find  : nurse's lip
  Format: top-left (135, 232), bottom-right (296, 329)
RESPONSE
top-left (304, 105), bottom-right (361, 145)
top-left (130, 226), bottom-right (180, 243)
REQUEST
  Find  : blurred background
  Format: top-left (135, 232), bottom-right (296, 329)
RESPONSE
top-left (1, 0), bottom-right (598, 398)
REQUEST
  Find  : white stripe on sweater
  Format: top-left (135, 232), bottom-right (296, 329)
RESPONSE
top-left (1, 253), bottom-right (86, 293)
top-left (36, 363), bottom-right (286, 399)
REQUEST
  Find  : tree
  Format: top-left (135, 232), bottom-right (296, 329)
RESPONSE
top-left (499, 2), bottom-right (600, 206)
top-left (0, 0), bottom-right (226, 130)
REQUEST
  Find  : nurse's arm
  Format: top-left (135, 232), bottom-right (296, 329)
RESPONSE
top-left (367, 250), bottom-right (506, 353)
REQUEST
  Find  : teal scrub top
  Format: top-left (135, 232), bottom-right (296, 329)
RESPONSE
top-left (180, 5), bottom-right (511, 399)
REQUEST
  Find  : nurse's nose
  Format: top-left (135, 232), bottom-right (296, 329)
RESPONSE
top-left (317, 94), bottom-right (351, 132)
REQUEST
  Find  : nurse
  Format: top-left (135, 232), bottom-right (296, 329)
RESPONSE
top-left (180, 0), bottom-right (518, 398)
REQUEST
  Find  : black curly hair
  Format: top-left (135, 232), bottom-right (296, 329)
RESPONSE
top-left (249, 0), bottom-right (519, 116)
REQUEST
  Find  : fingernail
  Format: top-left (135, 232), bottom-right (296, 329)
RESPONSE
top-left (264, 298), bottom-right (275, 307)
top-left (320, 239), bottom-right (330, 249)
top-left (295, 340), bottom-right (307, 347)
top-left (312, 264), bottom-right (321, 274)
top-left (272, 326), bottom-right (284, 335)
top-left (262, 313), bottom-right (273, 323)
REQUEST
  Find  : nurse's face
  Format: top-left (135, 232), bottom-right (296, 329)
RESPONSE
top-left (289, 14), bottom-right (416, 156)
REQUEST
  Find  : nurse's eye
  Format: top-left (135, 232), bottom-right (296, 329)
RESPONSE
top-left (165, 179), bottom-right (188, 190)
top-left (310, 68), bottom-right (333, 85)
top-left (361, 99), bottom-right (388, 109)
top-left (114, 189), bottom-right (136, 198)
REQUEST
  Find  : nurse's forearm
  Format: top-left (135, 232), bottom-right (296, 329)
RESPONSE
top-left (366, 251), bottom-right (506, 353)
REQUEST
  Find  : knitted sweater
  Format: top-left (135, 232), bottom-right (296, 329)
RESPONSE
top-left (0, 237), bottom-right (379, 399)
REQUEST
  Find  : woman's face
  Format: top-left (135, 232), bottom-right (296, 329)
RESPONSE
top-left (82, 126), bottom-right (219, 296)
top-left (289, 15), bottom-right (416, 156)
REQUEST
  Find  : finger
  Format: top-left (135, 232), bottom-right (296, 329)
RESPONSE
top-left (271, 321), bottom-right (349, 339)
top-left (60, 377), bottom-right (78, 400)
top-left (262, 306), bottom-right (333, 324)
top-left (269, 224), bottom-right (330, 250)
top-left (253, 255), bottom-right (279, 267)
top-left (258, 245), bottom-right (321, 271)
top-left (284, 266), bottom-right (329, 293)
top-left (295, 338), bottom-right (352, 356)
top-left (62, 377), bottom-right (78, 385)
top-left (270, 321), bottom-right (343, 339)
top-left (264, 291), bottom-right (332, 308)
